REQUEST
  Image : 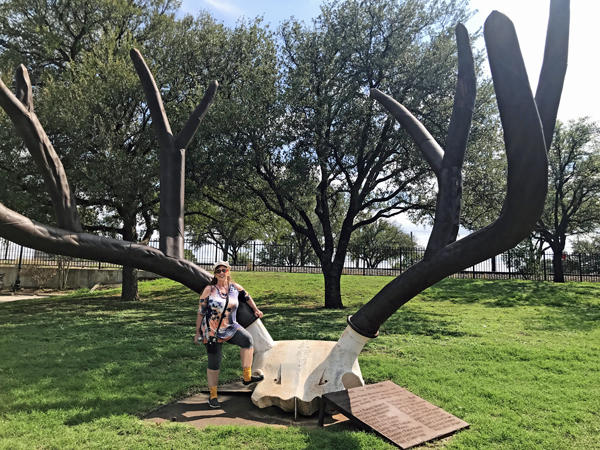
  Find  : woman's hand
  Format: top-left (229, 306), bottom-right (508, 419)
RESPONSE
top-left (194, 332), bottom-right (201, 345)
top-left (253, 309), bottom-right (263, 318)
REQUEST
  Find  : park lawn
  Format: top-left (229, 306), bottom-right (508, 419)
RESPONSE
top-left (0, 274), bottom-right (598, 449)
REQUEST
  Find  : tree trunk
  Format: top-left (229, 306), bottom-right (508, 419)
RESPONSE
top-left (122, 265), bottom-right (140, 301)
top-left (323, 265), bottom-right (344, 309)
top-left (222, 241), bottom-right (229, 261)
top-left (552, 245), bottom-right (565, 283)
top-left (122, 213), bottom-right (140, 301)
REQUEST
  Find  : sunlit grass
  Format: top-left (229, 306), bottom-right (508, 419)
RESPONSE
top-left (1, 275), bottom-right (599, 449)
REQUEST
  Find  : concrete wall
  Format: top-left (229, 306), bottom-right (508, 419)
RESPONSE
top-left (0, 266), bottom-right (161, 290)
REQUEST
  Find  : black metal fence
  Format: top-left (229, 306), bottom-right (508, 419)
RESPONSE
top-left (1, 238), bottom-right (599, 282)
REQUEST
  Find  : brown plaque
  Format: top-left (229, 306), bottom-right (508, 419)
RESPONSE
top-left (321, 381), bottom-right (469, 449)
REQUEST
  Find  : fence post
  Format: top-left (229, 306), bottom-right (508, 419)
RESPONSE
top-left (507, 250), bottom-right (512, 280)
top-left (543, 251), bottom-right (547, 281)
top-left (252, 242), bottom-right (256, 271)
top-left (579, 253), bottom-right (583, 282)
top-left (13, 245), bottom-right (23, 291)
top-left (362, 249), bottom-right (366, 276)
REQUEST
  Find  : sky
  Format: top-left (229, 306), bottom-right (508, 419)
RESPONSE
top-left (179, 0), bottom-right (598, 246)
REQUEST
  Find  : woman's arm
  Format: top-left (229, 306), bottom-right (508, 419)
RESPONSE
top-left (195, 286), bottom-right (211, 344)
top-left (236, 283), bottom-right (263, 318)
top-left (194, 312), bottom-right (204, 345)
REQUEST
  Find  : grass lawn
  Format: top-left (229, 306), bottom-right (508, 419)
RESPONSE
top-left (0, 273), bottom-right (599, 449)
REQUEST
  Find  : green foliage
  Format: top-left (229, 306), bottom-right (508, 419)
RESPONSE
top-left (0, 4), bottom-right (279, 298)
top-left (38, 32), bottom-right (160, 241)
top-left (185, 199), bottom-right (267, 264)
top-left (1, 275), bottom-right (599, 449)
top-left (573, 235), bottom-right (600, 254)
top-left (347, 220), bottom-right (416, 268)
top-left (502, 238), bottom-right (545, 280)
top-left (0, 0), bottom-right (178, 65)
top-left (536, 118), bottom-right (600, 281)
top-left (539, 119), bottom-right (600, 239)
top-left (222, 0), bottom-right (493, 308)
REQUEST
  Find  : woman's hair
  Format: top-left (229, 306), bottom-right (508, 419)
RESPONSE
top-left (210, 265), bottom-right (234, 285)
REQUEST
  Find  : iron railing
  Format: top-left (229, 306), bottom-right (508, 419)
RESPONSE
top-left (1, 238), bottom-right (599, 282)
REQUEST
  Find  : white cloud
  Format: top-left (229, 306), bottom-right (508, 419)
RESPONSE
top-left (203, 0), bottom-right (242, 16)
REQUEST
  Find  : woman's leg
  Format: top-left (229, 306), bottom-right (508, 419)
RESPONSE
top-left (227, 327), bottom-right (262, 384)
top-left (206, 343), bottom-right (224, 407)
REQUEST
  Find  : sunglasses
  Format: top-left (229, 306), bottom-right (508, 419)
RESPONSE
top-left (214, 268), bottom-right (229, 274)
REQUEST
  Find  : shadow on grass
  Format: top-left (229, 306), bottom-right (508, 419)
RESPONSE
top-left (380, 310), bottom-right (469, 338)
top-left (422, 279), bottom-right (600, 332)
top-left (257, 292), bottom-right (322, 307)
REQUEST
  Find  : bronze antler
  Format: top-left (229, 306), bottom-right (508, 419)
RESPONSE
top-left (349, 0), bottom-right (570, 337)
top-left (0, 51), bottom-right (219, 293)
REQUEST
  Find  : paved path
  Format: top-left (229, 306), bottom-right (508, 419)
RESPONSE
top-left (0, 293), bottom-right (57, 303)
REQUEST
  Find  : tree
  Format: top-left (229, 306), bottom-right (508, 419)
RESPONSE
top-left (257, 216), bottom-right (320, 267)
top-left (573, 235), bottom-right (600, 254)
top-left (534, 118), bottom-right (600, 282)
top-left (185, 201), bottom-right (263, 264)
top-left (225, 0), bottom-right (499, 308)
top-left (502, 237), bottom-right (545, 280)
top-left (0, 0), bottom-right (176, 77)
top-left (348, 220), bottom-right (416, 268)
top-left (572, 235), bottom-right (600, 275)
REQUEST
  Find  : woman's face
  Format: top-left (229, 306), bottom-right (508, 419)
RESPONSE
top-left (214, 266), bottom-right (229, 280)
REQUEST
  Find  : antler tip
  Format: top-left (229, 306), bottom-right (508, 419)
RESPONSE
top-left (130, 48), bottom-right (142, 59)
top-left (485, 10), bottom-right (510, 28)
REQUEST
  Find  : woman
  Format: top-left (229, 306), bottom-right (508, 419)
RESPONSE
top-left (195, 261), bottom-right (264, 408)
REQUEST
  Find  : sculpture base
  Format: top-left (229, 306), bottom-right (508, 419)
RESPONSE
top-left (249, 326), bottom-right (370, 416)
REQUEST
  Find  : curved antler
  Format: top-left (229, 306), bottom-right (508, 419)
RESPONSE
top-left (349, 1), bottom-right (569, 337)
top-left (130, 49), bottom-right (218, 259)
top-left (535, 0), bottom-right (569, 149)
top-left (0, 203), bottom-right (213, 292)
top-left (0, 53), bottom-right (218, 294)
top-left (0, 66), bottom-right (82, 233)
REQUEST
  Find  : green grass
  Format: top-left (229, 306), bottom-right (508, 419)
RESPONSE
top-left (1, 274), bottom-right (599, 449)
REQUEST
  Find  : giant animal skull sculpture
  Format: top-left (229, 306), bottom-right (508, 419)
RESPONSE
top-left (0, 1), bottom-right (569, 417)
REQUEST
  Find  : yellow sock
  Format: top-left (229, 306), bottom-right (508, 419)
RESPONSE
top-left (209, 386), bottom-right (218, 399)
top-left (243, 367), bottom-right (252, 382)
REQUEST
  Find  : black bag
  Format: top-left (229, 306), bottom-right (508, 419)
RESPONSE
top-left (205, 285), bottom-right (229, 354)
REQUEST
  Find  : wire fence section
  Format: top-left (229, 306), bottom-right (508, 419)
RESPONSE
top-left (1, 238), bottom-right (599, 282)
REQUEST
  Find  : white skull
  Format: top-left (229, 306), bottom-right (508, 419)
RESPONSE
top-left (246, 319), bottom-right (371, 416)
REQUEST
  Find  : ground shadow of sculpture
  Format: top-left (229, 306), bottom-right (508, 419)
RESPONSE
top-left (0, 0), bottom-right (569, 417)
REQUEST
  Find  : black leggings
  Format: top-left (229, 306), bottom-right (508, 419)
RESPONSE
top-left (207, 327), bottom-right (253, 370)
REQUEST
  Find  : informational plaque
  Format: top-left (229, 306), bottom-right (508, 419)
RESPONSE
top-left (320, 381), bottom-right (469, 449)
